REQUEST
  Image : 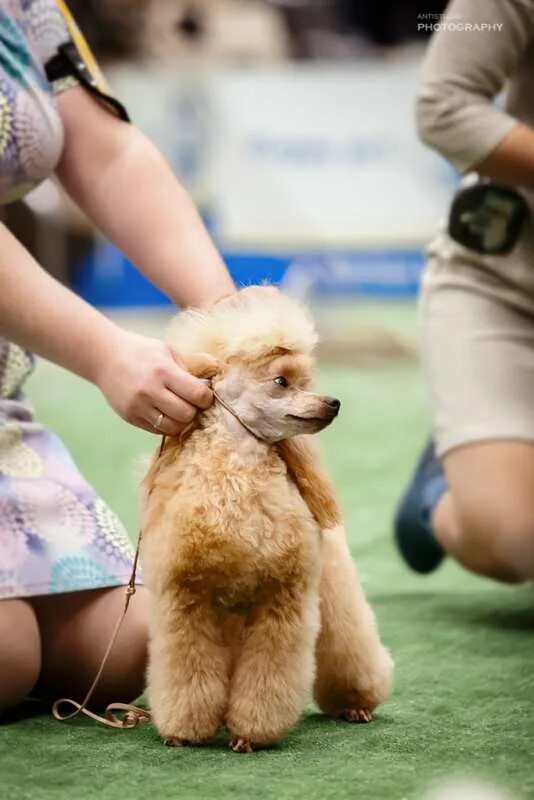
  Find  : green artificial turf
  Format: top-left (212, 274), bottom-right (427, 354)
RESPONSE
top-left (1, 317), bottom-right (533, 800)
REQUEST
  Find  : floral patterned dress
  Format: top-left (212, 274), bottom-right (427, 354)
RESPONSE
top-left (0, 0), bottom-right (137, 600)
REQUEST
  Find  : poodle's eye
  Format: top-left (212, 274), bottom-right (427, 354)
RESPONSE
top-left (274, 376), bottom-right (289, 388)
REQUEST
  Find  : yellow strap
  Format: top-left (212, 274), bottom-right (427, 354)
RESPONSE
top-left (54, 0), bottom-right (108, 92)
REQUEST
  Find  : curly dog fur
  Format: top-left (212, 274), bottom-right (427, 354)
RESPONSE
top-left (141, 289), bottom-right (393, 751)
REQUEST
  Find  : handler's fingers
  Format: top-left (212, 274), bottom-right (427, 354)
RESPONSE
top-left (134, 417), bottom-right (185, 437)
top-left (167, 344), bottom-right (187, 368)
top-left (144, 409), bottom-right (189, 437)
top-left (165, 364), bottom-right (213, 410)
top-left (134, 417), bottom-right (159, 435)
top-left (153, 390), bottom-right (197, 427)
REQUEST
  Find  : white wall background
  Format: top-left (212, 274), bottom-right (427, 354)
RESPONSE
top-left (110, 50), bottom-right (454, 254)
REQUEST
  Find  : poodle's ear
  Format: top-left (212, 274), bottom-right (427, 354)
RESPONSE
top-left (275, 437), bottom-right (342, 529)
top-left (180, 352), bottom-right (220, 380)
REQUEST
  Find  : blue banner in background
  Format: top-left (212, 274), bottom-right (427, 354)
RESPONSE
top-left (72, 242), bottom-right (424, 307)
top-left (89, 59), bottom-right (450, 308)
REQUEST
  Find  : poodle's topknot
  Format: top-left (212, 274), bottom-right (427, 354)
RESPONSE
top-left (167, 289), bottom-right (317, 363)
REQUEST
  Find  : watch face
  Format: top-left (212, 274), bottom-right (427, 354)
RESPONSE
top-left (449, 184), bottom-right (528, 255)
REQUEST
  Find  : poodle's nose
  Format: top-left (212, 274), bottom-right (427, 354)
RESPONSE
top-left (325, 397), bottom-right (341, 411)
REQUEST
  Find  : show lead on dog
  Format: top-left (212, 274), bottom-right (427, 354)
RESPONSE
top-left (0, 0), bottom-right (245, 715)
top-left (395, 0), bottom-right (534, 583)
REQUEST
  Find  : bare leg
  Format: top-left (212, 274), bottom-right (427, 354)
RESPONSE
top-left (147, 590), bottom-right (231, 746)
top-left (226, 587), bottom-right (319, 751)
top-left (314, 526), bottom-right (393, 721)
top-left (0, 599), bottom-right (41, 714)
top-left (31, 586), bottom-right (148, 707)
top-left (433, 441), bottom-right (534, 582)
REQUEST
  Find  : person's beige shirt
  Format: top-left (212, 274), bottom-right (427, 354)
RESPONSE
top-left (416, 0), bottom-right (534, 305)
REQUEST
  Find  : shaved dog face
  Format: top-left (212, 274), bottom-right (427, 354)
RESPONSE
top-left (214, 353), bottom-right (340, 443)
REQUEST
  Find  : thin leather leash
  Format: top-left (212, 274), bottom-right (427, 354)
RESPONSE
top-left (52, 389), bottom-right (265, 729)
top-left (51, 434), bottom-right (168, 729)
top-left (211, 389), bottom-right (265, 443)
top-left (51, 544), bottom-right (151, 728)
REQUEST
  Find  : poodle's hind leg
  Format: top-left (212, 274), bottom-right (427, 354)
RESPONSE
top-left (314, 526), bottom-right (393, 722)
top-left (147, 590), bottom-right (231, 746)
top-left (226, 587), bottom-right (319, 752)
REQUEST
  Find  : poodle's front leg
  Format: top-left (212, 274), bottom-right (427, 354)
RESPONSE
top-left (314, 526), bottom-right (393, 722)
top-left (226, 587), bottom-right (319, 751)
top-left (148, 590), bottom-right (231, 745)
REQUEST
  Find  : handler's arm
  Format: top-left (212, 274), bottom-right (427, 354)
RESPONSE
top-left (55, 86), bottom-right (234, 309)
top-left (416, 0), bottom-right (534, 188)
top-left (0, 223), bottom-right (211, 434)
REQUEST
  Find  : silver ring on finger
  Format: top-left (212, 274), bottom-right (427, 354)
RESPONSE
top-left (153, 411), bottom-right (165, 432)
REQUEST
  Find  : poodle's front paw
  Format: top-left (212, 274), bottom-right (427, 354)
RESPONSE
top-left (163, 736), bottom-right (211, 747)
top-left (340, 708), bottom-right (372, 724)
top-left (152, 690), bottom-right (225, 746)
top-left (164, 736), bottom-right (187, 747)
top-left (356, 645), bottom-right (394, 710)
top-left (230, 737), bottom-right (255, 753)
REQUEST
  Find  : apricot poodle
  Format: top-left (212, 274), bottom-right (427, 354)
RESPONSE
top-left (141, 289), bottom-right (393, 752)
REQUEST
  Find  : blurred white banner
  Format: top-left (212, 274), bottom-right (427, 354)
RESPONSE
top-left (110, 52), bottom-right (453, 252)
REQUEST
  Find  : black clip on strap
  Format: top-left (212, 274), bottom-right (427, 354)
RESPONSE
top-left (46, 42), bottom-right (131, 123)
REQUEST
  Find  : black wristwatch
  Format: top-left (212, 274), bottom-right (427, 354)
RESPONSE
top-left (448, 181), bottom-right (529, 255)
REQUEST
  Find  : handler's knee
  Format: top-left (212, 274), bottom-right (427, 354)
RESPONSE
top-left (456, 506), bottom-right (534, 583)
top-left (0, 600), bottom-right (41, 713)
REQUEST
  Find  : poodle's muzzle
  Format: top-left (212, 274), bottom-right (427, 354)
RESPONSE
top-left (286, 396), bottom-right (341, 426)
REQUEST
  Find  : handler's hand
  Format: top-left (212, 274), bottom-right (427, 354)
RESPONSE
top-left (96, 329), bottom-right (213, 435)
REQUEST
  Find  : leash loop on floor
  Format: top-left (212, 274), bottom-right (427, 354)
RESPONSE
top-left (51, 533), bottom-right (151, 728)
top-left (51, 575), bottom-right (151, 728)
top-left (51, 436), bottom-right (168, 729)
